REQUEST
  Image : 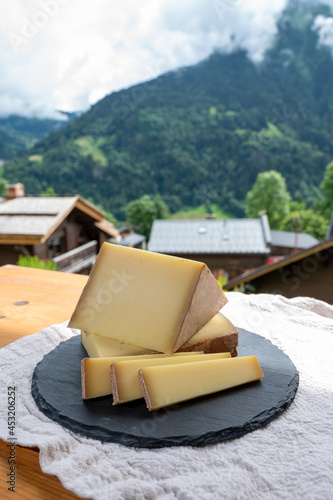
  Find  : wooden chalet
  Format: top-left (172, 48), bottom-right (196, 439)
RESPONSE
top-left (0, 184), bottom-right (119, 273)
top-left (224, 238), bottom-right (333, 304)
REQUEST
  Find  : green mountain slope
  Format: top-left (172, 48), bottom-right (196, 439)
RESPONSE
top-left (3, 1), bottom-right (333, 219)
top-left (0, 114), bottom-right (76, 160)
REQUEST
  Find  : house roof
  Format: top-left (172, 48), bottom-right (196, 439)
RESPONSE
top-left (270, 230), bottom-right (319, 249)
top-left (224, 238), bottom-right (333, 290)
top-left (148, 218), bottom-right (271, 255)
top-left (0, 196), bottom-right (76, 216)
top-left (94, 219), bottom-right (119, 239)
top-left (120, 233), bottom-right (146, 247)
top-left (0, 195), bottom-right (117, 244)
top-left (0, 215), bottom-right (63, 238)
top-left (118, 225), bottom-right (132, 233)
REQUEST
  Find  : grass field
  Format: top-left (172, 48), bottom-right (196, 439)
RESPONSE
top-left (171, 204), bottom-right (232, 220)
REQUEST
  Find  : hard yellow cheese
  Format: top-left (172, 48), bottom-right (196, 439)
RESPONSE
top-left (81, 330), bottom-right (156, 358)
top-left (139, 356), bottom-right (264, 411)
top-left (81, 352), bottom-right (203, 399)
top-left (69, 243), bottom-right (226, 354)
top-left (178, 312), bottom-right (238, 356)
top-left (81, 312), bottom-right (238, 358)
top-left (111, 352), bottom-right (231, 405)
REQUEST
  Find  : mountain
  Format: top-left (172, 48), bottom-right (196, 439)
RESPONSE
top-left (0, 113), bottom-right (77, 160)
top-left (3, 1), bottom-right (333, 219)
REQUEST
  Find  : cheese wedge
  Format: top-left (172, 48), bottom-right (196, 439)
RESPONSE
top-left (69, 243), bottom-right (226, 354)
top-left (81, 352), bottom-right (203, 399)
top-left (111, 352), bottom-right (231, 405)
top-left (81, 330), bottom-right (156, 357)
top-left (178, 312), bottom-right (238, 357)
top-left (139, 356), bottom-right (264, 411)
top-left (82, 312), bottom-right (238, 358)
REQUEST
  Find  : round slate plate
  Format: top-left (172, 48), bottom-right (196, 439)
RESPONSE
top-left (31, 329), bottom-right (299, 448)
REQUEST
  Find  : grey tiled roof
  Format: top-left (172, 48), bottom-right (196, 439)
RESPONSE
top-left (0, 196), bottom-right (77, 236)
top-left (0, 215), bottom-right (60, 235)
top-left (148, 219), bottom-right (270, 254)
top-left (0, 196), bottom-right (76, 215)
top-left (120, 233), bottom-right (146, 247)
top-left (270, 230), bottom-right (319, 249)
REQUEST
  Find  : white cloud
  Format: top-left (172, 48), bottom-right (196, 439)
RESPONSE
top-left (313, 14), bottom-right (333, 52)
top-left (0, 0), bottom-right (301, 119)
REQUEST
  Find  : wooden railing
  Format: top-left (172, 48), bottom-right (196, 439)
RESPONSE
top-left (53, 240), bottom-right (97, 273)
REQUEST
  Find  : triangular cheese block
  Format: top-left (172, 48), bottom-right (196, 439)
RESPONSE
top-left (68, 242), bottom-right (227, 354)
top-left (177, 312), bottom-right (238, 356)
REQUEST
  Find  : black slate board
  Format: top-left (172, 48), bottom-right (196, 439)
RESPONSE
top-left (31, 330), bottom-right (299, 448)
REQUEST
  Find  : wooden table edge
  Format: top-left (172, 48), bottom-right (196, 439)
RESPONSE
top-left (0, 265), bottom-right (89, 499)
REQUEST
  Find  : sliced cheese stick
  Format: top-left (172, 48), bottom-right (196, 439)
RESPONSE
top-left (110, 352), bottom-right (231, 405)
top-left (139, 355), bottom-right (264, 411)
top-left (81, 352), bottom-right (203, 399)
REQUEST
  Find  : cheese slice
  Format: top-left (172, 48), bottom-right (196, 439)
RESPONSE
top-left (81, 330), bottom-right (156, 357)
top-left (139, 356), bottom-right (264, 411)
top-left (81, 352), bottom-right (203, 399)
top-left (178, 312), bottom-right (238, 357)
top-left (111, 352), bottom-right (231, 405)
top-left (69, 242), bottom-right (226, 354)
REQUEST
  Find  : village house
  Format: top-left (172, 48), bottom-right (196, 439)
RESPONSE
top-left (0, 183), bottom-right (119, 273)
top-left (116, 224), bottom-right (147, 249)
top-left (148, 217), bottom-right (272, 280)
top-left (224, 237), bottom-right (333, 304)
top-left (224, 212), bottom-right (333, 303)
top-left (269, 230), bottom-right (319, 257)
top-left (148, 216), bottom-right (319, 281)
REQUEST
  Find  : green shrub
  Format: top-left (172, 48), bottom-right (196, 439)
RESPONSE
top-left (17, 255), bottom-right (59, 271)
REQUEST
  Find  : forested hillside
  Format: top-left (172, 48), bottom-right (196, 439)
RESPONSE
top-left (3, 1), bottom-right (333, 220)
top-left (0, 114), bottom-right (75, 160)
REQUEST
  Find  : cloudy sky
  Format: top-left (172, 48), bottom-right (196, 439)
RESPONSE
top-left (0, 0), bottom-right (332, 119)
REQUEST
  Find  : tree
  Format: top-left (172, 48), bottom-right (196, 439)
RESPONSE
top-left (127, 195), bottom-right (169, 239)
top-left (0, 176), bottom-right (8, 196)
top-left (154, 194), bottom-right (170, 219)
top-left (317, 161), bottom-right (333, 219)
top-left (104, 210), bottom-right (118, 226)
top-left (245, 170), bottom-right (291, 229)
top-left (41, 186), bottom-right (56, 196)
top-left (279, 209), bottom-right (328, 241)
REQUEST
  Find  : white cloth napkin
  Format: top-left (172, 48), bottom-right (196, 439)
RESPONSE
top-left (1, 292), bottom-right (333, 500)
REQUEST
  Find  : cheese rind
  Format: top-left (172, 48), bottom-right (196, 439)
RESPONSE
top-left (81, 352), bottom-right (203, 399)
top-left (111, 352), bottom-right (231, 405)
top-left (139, 356), bottom-right (264, 411)
top-left (81, 330), bottom-right (156, 358)
top-left (178, 312), bottom-right (238, 356)
top-left (69, 243), bottom-right (226, 354)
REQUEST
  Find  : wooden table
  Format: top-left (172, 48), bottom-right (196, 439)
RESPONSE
top-left (0, 265), bottom-right (88, 499)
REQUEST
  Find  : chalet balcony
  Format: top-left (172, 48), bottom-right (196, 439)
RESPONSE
top-left (53, 240), bottom-right (98, 274)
